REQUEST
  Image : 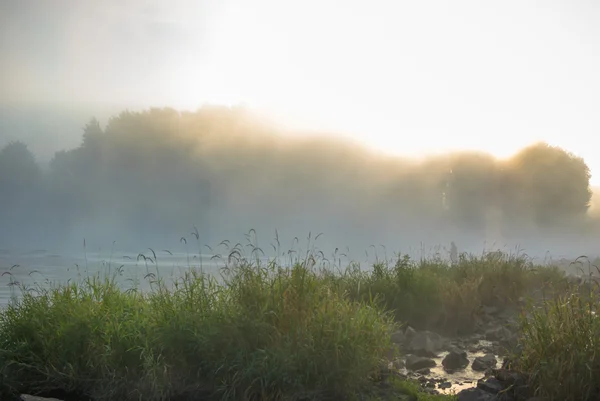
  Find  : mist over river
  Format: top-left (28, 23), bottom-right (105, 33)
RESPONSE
top-left (0, 239), bottom-right (596, 306)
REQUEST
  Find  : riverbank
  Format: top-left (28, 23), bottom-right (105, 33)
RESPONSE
top-left (0, 249), bottom-right (597, 401)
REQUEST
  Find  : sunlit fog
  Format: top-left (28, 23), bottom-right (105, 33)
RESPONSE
top-left (3, 2), bottom-right (600, 399)
top-left (1, 0), bottom-right (600, 259)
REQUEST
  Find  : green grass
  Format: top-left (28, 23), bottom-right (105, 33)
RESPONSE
top-left (361, 376), bottom-right (456, 401)
top-left (514, 275), bottom-right (600, 401)
top-left (0, 262), bottom-right (396, 401)
top-left (0, 241), bottom-right (574, 401)
top-left (324, 251), bottom-right (564, 336)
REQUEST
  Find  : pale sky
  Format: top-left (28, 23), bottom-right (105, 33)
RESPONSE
top-left (2, 0), bottom-right (600, 182)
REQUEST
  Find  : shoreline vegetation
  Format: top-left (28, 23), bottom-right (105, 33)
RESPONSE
top-left (1, 238), bottom-right (598, 401)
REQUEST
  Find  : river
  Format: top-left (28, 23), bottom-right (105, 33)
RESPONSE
top-left (0, 244), bottom-right (590, 307)
top-left (0, 247), bottom-right (234, 306)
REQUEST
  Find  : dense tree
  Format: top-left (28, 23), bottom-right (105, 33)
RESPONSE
top-left (0, 141), bottom-right (40, 190)
top-left (0, 141), bottom-right (41, 208)
top-left (0, 141), bottom-right (43, 242)
top-left (504, 142), bottom-right (591, 227)
top-left (81, 118), bottom-right (103, 149)
top-left (0, 107), bottom-right (595, 249)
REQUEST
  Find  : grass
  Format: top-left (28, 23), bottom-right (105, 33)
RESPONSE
top-left (513, 261), bottom-right (600, 401)
top-left (0, 260), bottom-right (398, 401)
top-left (0, 237), bottom-right (578, 401)
top-left (361, 376), bottom-right (454, 401)
top-left (324, 251), bottom-right (564, 336)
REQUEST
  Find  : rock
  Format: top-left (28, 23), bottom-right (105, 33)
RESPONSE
top-left (405, 326), bottom-right (417, 340)
top-left (483, 306), bottom-right (500, 316)
top-left (485, 326), bottom-right (512, 342)
top-left (442, 348), bottom-right (469, 370)
top-left (415, 367), bottom-right (430, 375)
top-left (500, 333), bottom-right (519, 350)
top-left (472, 353), bottom-right (498, 371)
top-left (438, 381), bottom-right (452, 389)
top-left (405, 354), bottom-right (437, 370)
top-left (493, 368), bottom-right (528, 386)
top-left (457, 388), bottom-right (498, 401)
top-left (408, 330), bottom-right (445, 357)
top-left (477, 377), bottom-right (504, 394)
top-left (21, 396), bottom-right (64, 401)
top-left (391, 330), bottom-right (406, 344)
top-left (468, 344), bottom-right (481, 353)
top-left (451, 338), bottom-right (466, 348)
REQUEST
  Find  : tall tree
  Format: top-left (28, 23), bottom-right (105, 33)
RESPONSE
top-left (0, 141), bottom-right (43, 239)
top-left (506, 142), bottom-right (591, 227)
top-left (0, 141), bottom-right (41, 201)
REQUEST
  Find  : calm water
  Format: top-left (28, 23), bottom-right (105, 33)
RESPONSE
top-left (0, 247), bottom-right (361, 306)
top-left (0, 245), bottom-right (589, 307)
top-left (0, 248), bottom-right (232, 306)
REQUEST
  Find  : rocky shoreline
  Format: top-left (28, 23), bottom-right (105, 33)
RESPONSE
top-left (380, 302), bottom-right (546, 401)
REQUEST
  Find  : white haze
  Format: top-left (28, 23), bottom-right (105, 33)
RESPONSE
top-left (1, 0), bottom-right (600, 263)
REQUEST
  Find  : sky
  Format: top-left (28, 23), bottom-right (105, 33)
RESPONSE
top-left (2, 0), bottom-right (600, 182)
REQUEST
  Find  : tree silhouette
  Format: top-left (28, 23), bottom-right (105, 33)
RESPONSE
top-left (0, 141), bottom-right (41, 205)
top-left (0, 107), bottom-right (595, 248)
top-left (0, 141), bottom-right (43, 242)
top-left (505, 142), bottom-right (591, 227)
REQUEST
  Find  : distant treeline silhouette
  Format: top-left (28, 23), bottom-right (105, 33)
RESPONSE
top-left (0, 106), bottom-right (594, 250)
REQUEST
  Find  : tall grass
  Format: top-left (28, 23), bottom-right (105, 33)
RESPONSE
top-left (0, 236), bottom-right (572, 401)
top-left (515, 271), bottom-right (600, 401)
top-left (324, 251), bottom-right (564, 336)
top-left (0, 261), bottom-right (394, 401)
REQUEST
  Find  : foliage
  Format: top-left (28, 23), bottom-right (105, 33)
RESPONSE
top-left (0, 107), bottom-right (595, 248)
top-left (0, 237), bottom-right (574, 400)
top-left (0, 261), bottom-right (394, 401)
top-left (502, 142), bottom-right (592, 226)
top-left (515, 277), bottom-right (600, 401)
top-left (324, 251), bottom-right (563, 336)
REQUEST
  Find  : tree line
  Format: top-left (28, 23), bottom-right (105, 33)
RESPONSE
top-left (0, 106), bottom-right (593, 251)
